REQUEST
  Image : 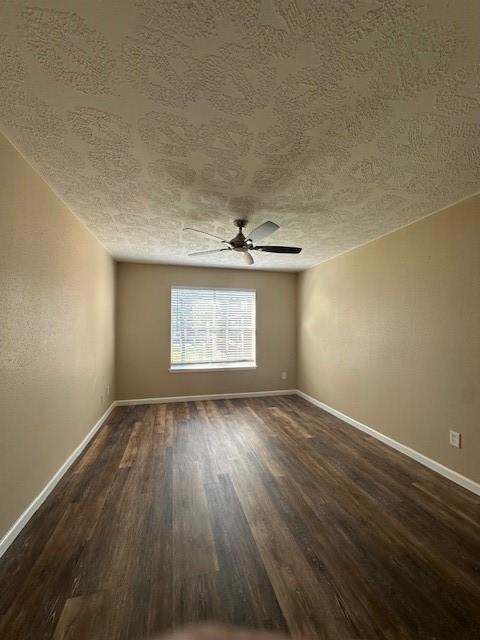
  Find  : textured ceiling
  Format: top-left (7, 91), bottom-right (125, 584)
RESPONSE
top-left (1, 0), bottom-right (479, 271)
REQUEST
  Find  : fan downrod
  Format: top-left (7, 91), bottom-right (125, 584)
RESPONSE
top-left (233, 218), bottom-right (248, 230)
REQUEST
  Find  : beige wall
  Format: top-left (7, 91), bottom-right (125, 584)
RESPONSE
top-left (298, 194), bottom-right (480, 483)
top-left (0, 134), bottom-right (115, 540)
top-left (116, 263), bottom-right (297, 399)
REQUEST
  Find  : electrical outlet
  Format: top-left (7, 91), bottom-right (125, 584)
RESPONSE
top-left (281, 371), bottom-right (287, 380)
top-left (449, 430), bottom-right (461, 448)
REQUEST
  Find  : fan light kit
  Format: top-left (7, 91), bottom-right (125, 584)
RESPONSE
top-left (184, 219), bottom-right (302, 266)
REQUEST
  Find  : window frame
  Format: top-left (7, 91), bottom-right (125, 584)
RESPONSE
top-left (169, 285), bottom-right (257, 373)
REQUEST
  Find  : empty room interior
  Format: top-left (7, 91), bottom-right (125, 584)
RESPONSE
top-left (1, 2), bottom-right (480, 639)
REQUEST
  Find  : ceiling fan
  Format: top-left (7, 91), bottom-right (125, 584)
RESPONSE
top-left (184, 219), bottom-right (302, 266)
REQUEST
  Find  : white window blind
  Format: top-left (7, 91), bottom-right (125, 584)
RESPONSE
top-left (171, 287), bottom-right (256, 369)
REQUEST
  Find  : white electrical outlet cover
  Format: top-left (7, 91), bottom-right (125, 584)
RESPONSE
top-left (449, 430), bottom-right (461, 448)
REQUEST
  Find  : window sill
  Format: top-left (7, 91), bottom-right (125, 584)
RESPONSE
top-left (169, 362), bottom-right (257, 373)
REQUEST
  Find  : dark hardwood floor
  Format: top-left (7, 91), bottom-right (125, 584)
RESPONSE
top-left (1, 395), bottom-right (480, 640)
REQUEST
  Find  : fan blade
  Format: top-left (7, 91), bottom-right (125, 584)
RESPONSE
top-left (242, 251), bottom-right (254, 265)
top-left (254, 245), bottom-right (302, 254)
top-left (188, 248), bottom-right (230, 256)
top-left (246, 221), bottom-right (279, 243)
top-left (184, 227), bottom-right (228, 242)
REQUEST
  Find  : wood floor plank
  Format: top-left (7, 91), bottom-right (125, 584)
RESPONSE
top-left (119, 421), bottom-right (143, 468)
top-left (205, 473), bottom-right (288, 631)
top-left (172, 460), bottom-right (219, 580)
top-left (1, 397), bottom-right (480, 640)
top-left (52, 593), bottom-right (105, 640)
top-left (230, 454), bottom-right (357, 639)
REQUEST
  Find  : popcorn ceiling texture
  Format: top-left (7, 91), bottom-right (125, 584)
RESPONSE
top-left (0, 0), bottom-right (479, 270)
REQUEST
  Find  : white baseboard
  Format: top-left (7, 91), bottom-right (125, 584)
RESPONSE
top-left (296, 389), bottom-right (480, 497)
top-left (0, 402), bottom-right (116, 559)
top-left (115, 389), bottom-right (297, 406)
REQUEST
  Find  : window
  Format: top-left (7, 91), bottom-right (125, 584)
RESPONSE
top-left (170, 287), bottom-right (256, 371)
